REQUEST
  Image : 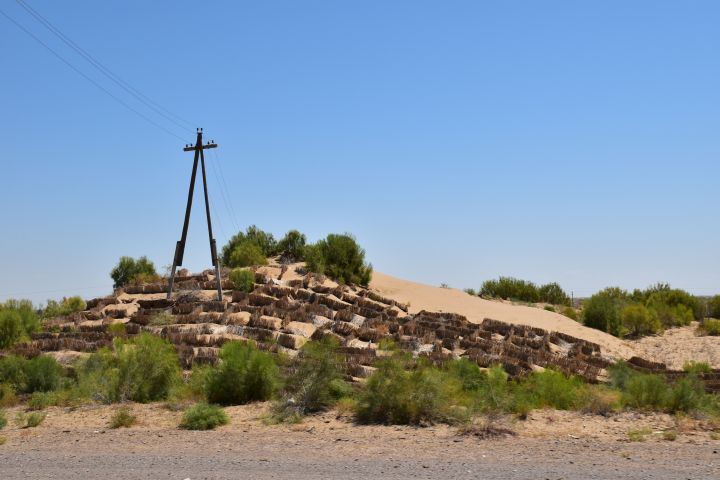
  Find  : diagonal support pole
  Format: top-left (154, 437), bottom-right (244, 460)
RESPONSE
top-left (167, 128), bottom-right (223, 301)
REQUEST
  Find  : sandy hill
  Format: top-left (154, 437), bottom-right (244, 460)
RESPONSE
top-left (370, 272), bottom-right (633, 360)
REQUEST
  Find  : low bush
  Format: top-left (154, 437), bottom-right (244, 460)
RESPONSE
top-left (464, 288), bottom-right (477, 296)
top-left (519, 369), bottom-right (587, 410)
top-left (16, 411), bottom-right (46, 428)
top-left (480, 277), bottom-right (540, 303)
top-left (628, 427), bottom-right (652, 442)
top-left (709, 295), bottom-right (720, 319)
top-left (683, 361), bottom-right (712, 374)
top-left (0, 410), bottom-right (6, 429)
top-left (148, 311), bottom-right (174, 326)
top-left (221, 226), bottom-right (277, 267)
top-left (622, 374), bottom-right (669, 410)
top-left (700, 319), bottom-right (720, 336)
top-left (77, 333), bottom-right (181, 403)
top-left (110, 256), bottom-right (159, 288)
top-left (0, 299), bottom-right (40, 349)
top-left (561, 306), bottom-right (578, 321)
top-left (473, 365), bottom-right (514, 413)
top-left (272, 338), bottom-right (351, 421)
top-left (109, 408), bottom-right (136, 428)
top-left (0, 384), bottom-right (17, 408)
top-left (180, 403), bottom-right (229, 430)
top-left (544, 305), bottom-right (555, 312)
top-left (538, 282), bottom-right (571, 306)
top-left (42, 296), bottom-right (87, 319)
top-left (204, 341), bottom-right (280, 405)
top-left (580, 385), bottom-right (621, 416)
top-left (0, 355), bottom-right (63, 394)
top-left (229, 268), bottom-right (255, 293)
top-left (277, 230), bottom-right (307, 263)
top-left (305, 234), bottom-right (373, 287)
top-left (581, 287), bottom-right (629, 337)
top-left (355, 355), bottom-right (468, 425)
top-left (107, 322), bottom-right (127, 337)
top-left (622, 303), bottom-right (661, 338)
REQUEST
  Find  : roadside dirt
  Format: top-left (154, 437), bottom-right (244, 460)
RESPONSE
top-left (1, 403), bottom-right (718, 479)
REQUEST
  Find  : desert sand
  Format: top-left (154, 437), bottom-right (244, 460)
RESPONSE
top-left (370, 271), bottom-right (634, 360)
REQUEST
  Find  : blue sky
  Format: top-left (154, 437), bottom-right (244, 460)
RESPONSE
top-left (1, 1), bottom-right (718, 304)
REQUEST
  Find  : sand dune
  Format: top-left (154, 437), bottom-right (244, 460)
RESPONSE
top-left (370, 271), bottom-right (634, 360)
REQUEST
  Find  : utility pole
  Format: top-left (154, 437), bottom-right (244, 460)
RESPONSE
top-left (167, 128), bottom-right (223, 301)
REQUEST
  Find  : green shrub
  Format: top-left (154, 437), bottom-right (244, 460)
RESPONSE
top-left (355, 355), bottom-right (467, 425)
top-left (277, 230), bottom-right (307, 262)
top-left (109, 408), bottom-right (136, 428)
top-left (581, 287), bottom-right (629, 337)
top-left (107, 322), bottom-right (127, 337)
top-left (580, 385), bottom-right (621, 415)
top-left (273, 338), bottom-right (351, 421)
top-left (700, 319), bottom-right (720, 336)
top-left (0, 299), bottom-right (40, 348)
top-left (180, 403), bottom-right (229, 430)
top-left (628, 427), bottom-right (652, 442)
top-left (28, 391), bottom-right (54, 410)
top-left (480, 277), bottom-right (540, 303)
top-left (519, 369), bottom-right (587, 410)
top-left (683, 361), bottom-right (712, 374)
top-left (474, 365), bottom-right (514, 413)
top-left (649, 301), bottom-right (694, 328)
top-left (622, 303), bottom-right (661, 337)
top-left (0, 383), bottom-right (17, 408)
top-left (204, 341), bottom-right (280, 405)
top-left (709, 295), bottom-right (720, 319)
top-left (148, 311), bottom-right (174, 326)
top-left (0, 410), bottom-right (6, 429)
top-left (110, 256), bottom-right (158, 288)
top-left (538, 283), bottom-right (571, 306)
top-left (446, 358), bottom-right (486, 393)
top-left (42, 296), bottom-right (87, 319)
top-left (221, 226), bottom-right (278, 267)
top-left (16, 411), bottom-right (46, 428)
top-left (561, 306), bottom-right (578, 320)
top-left (622, 374), bottom-right (669, 410)
top-left (77, 333), bottom-right (181, 403)
top-left (0, 355), bottom-right (62, 394)
top-left (305, 234), bottom-right (373, 287)
top-left (642, 286), bottom-right (703, 321)
top-left (229, 268), bottom-right (255, 293)
top-left (667, 376), bottom-right (705, 413)
top-left (464, 288), bottom-right (477, 296)
top-left (544, 305), bottom-right (555, 312)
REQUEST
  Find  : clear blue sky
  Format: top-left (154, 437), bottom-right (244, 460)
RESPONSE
top-left (1, 1), bottom-right (718, 304)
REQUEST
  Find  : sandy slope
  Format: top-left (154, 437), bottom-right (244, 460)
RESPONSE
top-left (370, 271), bottom-right (634, 360)
top-left (627, 322), bottom-right (720, 370)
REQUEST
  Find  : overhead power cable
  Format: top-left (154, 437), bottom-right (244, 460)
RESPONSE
top-left (212, 149), bottom-right (241, 232)
top-left (0, 7), bottom-right (189, 142)
top-left (15, 0), bottom-right (195, 133)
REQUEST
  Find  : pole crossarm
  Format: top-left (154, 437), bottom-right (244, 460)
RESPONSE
top-left (167, 128), bottom-right (224, 301)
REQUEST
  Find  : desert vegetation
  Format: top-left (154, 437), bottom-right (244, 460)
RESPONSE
top-left (478, 277), bottom-right (570, 306)
top-left (110, 256), bottom-right (159, 288)
top-left (581, 283), bottom-right (703, 338)
top-left (0, 300), bottom-right (40, 349)
top-left (304, 233), bottom-right (373, 286)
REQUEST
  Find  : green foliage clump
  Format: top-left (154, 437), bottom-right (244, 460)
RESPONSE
top-left (621, 374), bottom-right (669, 410)
top-left (42, 296), bottom-right (87, 319)
top-left (109, 408), bottom-right (136, 428)
top-left (180, 403), bottom-right (229, 430)
top-left (229, 268), bottom-right (255, 293)
top-left (0, 299), bottom-right (40, 349)
top-left (107, 322), bottom-right (127, 337)
top-left (0, 383), bottom-right (17, 408)
top-left (16, 411), bottom-right (46, 428)
top-left (110, 256), bottom-right (159, 288)
top-left (463, 288), bottom-right (477, 296)
top-left (622, 303), bottom-right (661, 337)
top-left (544, 305), bottom-right (555, 312)
top-left (634, 283), bottom-right (703, 321)
top-left (204, 341), bottom-right (280, 405)
top-left (683, 361), bottom-right (712, 374)
top-left (538, 283), bottom-right (571, 306)
top-left (305, 234), bottom-right (373, 287)
top-left (708, 295), bottom-right (720, 319)
top-left (77, 333), bottom-right (181, 403)
top-left (221, 225), bottom-right (277, 267)
top-left (479, 278), bottom-right (570, 305)
top-left (355, 354), bottom-right (467, 425)
top-left (561, 306), bottom-right (578, 320)
top-left (273, 338), bottom-right (351, 421)
top-left (0, 410), bottom-right (6, 429)
top-left (518, 369), bottom-right (587, 410)
top-left (581, 287), bottom-right (629, 337)
top-left (277, 230), bottom-right (307, 263)
top-left (700, 319), bottom-right (720, 336)
top-left (0, 355), bottom-right (62, 394)
top-left (480, 277), bottom-right (540, 302)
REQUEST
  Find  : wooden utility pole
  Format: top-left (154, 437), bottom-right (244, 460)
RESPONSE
top-left (167, 128), bottom-right (223, 301)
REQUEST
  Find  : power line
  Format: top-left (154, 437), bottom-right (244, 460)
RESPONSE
top-left (208, 150), bottom-right (239, 233)
top-left (0, 7), bottom-right (189, 142)
top-left (212, 149), bottom-right (241, 232)
top-left (15, 0), bottom-right (196, 133)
